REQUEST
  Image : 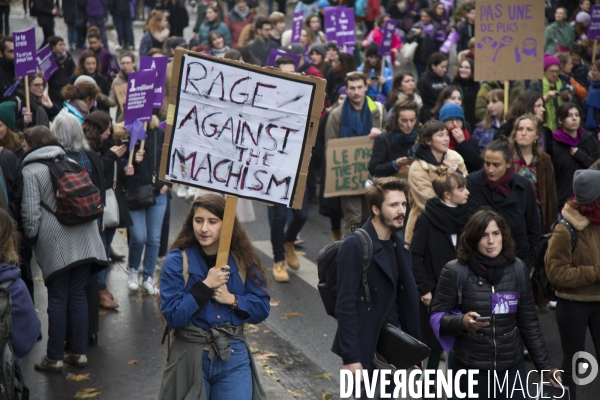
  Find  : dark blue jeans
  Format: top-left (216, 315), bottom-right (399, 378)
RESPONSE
top-left (87, 15), bottom-right (108, 45)
top-left (269, 193), bottom-right (308, 262)
top-left (112, 15), bottom-right (135, 47)
top-left (202, 339), bottom-right (252, 399)
top-left (46, 265), bottom-right (90, 360)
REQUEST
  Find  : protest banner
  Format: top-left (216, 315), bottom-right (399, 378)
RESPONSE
top-left (439, 30), bottom-right (460, 54)
top-left (140, 56), bottom-right (169, 108)
top-left (114, 83), bottom-right (127, 112)
top-left (159, 49), bottom-right (326, 267)
top-left (589, 5), bottom-right (600, 63)
top-left (378, 19), bottom-right (398, 56)
top-left (13, 28), bottom-right (36, 112)
top-left (324, 136), bottom-right (373, 198)
top-left (324, 7), bottom-right (338, 42)
top-left (265, 48), bottom-right (301, 69)
top-left (36, 44), bottom-right (59, 81)
top-left (124, 69), bottom-right (156, 165)
top-left (291, 11), bottom-right (304, 44)
top-left (337, 8), bottom-right (356, 47)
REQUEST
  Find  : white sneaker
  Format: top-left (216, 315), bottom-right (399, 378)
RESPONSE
top-left (548, 301), bottom-right (557, 309)
top-left (186, 186), bottom-right (195, 200)
top-left (177, 185), bottom-right (187, 198)
top-left (127, 268), bottom-right (139, 291)
top-left (142, 277), bottom-right (158, 295)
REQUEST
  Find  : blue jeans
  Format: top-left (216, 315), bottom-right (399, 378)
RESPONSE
top-left (87, 15), bottom-right (108, 46)
top-left (99, 227), bottom-right (117, 290)
top-left (202, 339), bottom-right (252, 400)
top-left (67, 24), bottom-right (85, 48)
top-left (112, 15), bottom-right (134, 47)
top-left (269, 192), bottom-right (308, 262)
top-left (128, 193), bottom-right (167, 281)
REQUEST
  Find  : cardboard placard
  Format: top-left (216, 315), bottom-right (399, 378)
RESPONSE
top-left (159, 49), bottom-right (326, 209)
top-left (588, 5), bottom-right (600, 40)
top-left (324, 136), bottom-right (373, 198)
top-left (114, 83), bottom-right (127, 111)
top-left (474, 0), bottom-right (544, 81)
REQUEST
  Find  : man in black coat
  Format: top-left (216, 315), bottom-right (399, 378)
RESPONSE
top-left (332, 177), bottom-right (420, 395)
top-left (0, 36), bottom-right (15, 104)
top-left (35, 0), bottom-right (58, 48)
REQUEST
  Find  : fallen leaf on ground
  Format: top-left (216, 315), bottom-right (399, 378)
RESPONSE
top-left (315, 373), bottom-right (332, 380)
top-left (295, 251), bottom-right (306, 256)
top-left (250, 347), bottom-right (259, 354)
top-left (281, 312), bottom-right (303, 319)
top-left (288, 389), bottom-right (309, 397)
top-left (127, 360), bottom-right (138, 365)
top-left (35, 308), bottom-right (42, 314)
top-left (269, 300), bottom-right (280, 306)
top-left (131, 298), bottom-right (143, 303)
top-left (66, 373), bottom-right (90, 381)
top-left (34, 276), bottom-right (43, 281)
top-left (263, 329), bottom-right (271, 333)
top-left (74, 388), bottom-right (101, 398)
top-left (98, 310), bottom-right (108, 316)
top-left (246, 324), bottom-right (260, 333)
top-left (322, 390), bottom-right (333, 400)
top-left (254, 351), bottom-right (279, 361)
top-left (262, 364), bottom-right (277, 376)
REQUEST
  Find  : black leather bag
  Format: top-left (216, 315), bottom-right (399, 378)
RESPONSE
top-left (374, 324), bottom-right (431, 371)
top-left (126, 131), bottom-right (157, 211)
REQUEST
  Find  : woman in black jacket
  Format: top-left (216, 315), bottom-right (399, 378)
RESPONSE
top-left (416, 52), bottom-right (451, 123)
top-left (47, 36), bottom-right (76, 110)
top-left (158, 0), bottom-right (189, 38)
top-left (62, 0), bottom-right (86, 50)
top-left (452, 58), bottom-right (479, 129)
top-left (324, 53), bottom-right (356, 107)
top-left (430, 209), bottom-right (561, 397)
top-left (552, 102), bottom-right (600, 210)
top-left (410, 169), bottom-right (469, 373)
top-left (406, 9), bottom-right (440, 78)
top-left (466, 139), bottom-right (541, 269)
top-left (13, 72), bottom-right (60, 131)
top-left (69, 51), bottom-right (116, 113)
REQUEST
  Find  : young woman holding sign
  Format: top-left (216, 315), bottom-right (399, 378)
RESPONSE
top-left (158, 193), bottom-right (270, 400)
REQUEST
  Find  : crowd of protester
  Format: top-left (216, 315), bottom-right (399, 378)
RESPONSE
top-left (0, 0), bottom-right (599, 398)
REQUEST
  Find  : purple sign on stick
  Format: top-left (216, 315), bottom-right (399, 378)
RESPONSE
top-left (265, 49), bottom-right (301, 69)
top-left (140, 56), bottom-right (168, 108)
top-left (324, 7), bottom-right (339, 42)
top-left (439, 30), bottom-right (460, 53)
top-left (589, 6), bottom-right (600, 40)
top-left (36, 44), bottom-right (59, 81)
top-left (291, 11), bottom-right (304, 44)
top-left (13, 28), bottom-right (36, 77)
top-left (338, 8), bottom-right (356, 46)
top-left (126, 119), bottom-right (147, 152)
top-left (124, 69), bottom-right (156, 126)
top-left (378, 19), bottom-right (398, 56)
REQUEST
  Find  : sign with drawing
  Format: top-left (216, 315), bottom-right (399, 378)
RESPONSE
top-left (159, 49), bottom-right (326, 208)
top-left (474, 0), bottom-right (544, 81)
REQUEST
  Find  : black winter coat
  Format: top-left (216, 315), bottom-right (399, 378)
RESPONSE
top-left (430, 259), bottom-right (553, 372)
top-left (62, 0), bottom-right (85, 24)
top-left (453, 77), bottom-right (480, 129)
top-left (35, 0), bottom-right (55, 16)
top-left (416, 70), bottom-right (451, 123)
top-left (369, 130), bottom-right (417, 177)
top-left (48, 52), bottom-right (76, 110)
top-left (84, 150), bottom-right (105, 209)
top-left (99, 141), bottom-right (133, 228)
top-left (466, 171), bottom-right (541, 268)
top-left (0, 148), bottom-right (23, 223)
top-left (332, 219), bottom-right (421, 370)
top-left (108, 0), bottom-right (130, 17)
top-left (0, 58), bottom-right (15, 104)
top-left (159, 1), bottom-right (189, 38)
top-left (552, 130), bottom-right (600, 208)
top-left (406, 21), bottom-right (440, 68)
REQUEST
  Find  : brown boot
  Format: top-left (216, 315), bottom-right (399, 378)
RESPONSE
top-left (99, 289), bottom-right (119, 309)
top-left (273, 261), bottom-right (290, 282)
top-left (332, 229), bottom-right (342, 242)
top-left (284, 242), bottom-right (300, 270)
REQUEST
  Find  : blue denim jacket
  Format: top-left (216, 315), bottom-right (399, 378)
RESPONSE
top-left (160, 246), bottom-right (270, 330)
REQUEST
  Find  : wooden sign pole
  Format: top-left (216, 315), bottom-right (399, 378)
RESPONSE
top-left (593, 40), bottom-right (598, 65)
top-left (215, 196), bottom-right (238, 268)
top-left (140, 122), bottom-right (148, 152)
top-left (24, 76), bottom-right (30, 113)
top-left (378, 61), bottom-right (385, 92)
top-left (503, 80), bottom-right (509, 119)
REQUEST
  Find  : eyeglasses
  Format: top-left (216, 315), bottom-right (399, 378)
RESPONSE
top-left (547, 69), bottom-right (560, 74)
top-left (32, 83), bottom-right (45, 88)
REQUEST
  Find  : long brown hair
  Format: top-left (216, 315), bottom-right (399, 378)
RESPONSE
top-left (82, 111), bottom-right (112, 150)
top-left (431, 85), bottom-right (460, 116)
top-left (481, 89), bottom-right (504, 130)
top-left (145, 10), bottom-right (166, 33)
top-left (61, 81), bottom-right (100, 102)
top-left (76, 50), bottom-right (102, 77)
top-left (0, 122), bottom-right (21, 154)
top-left (0, 209), bottom-right (19, 265)
top-left (170, 194), bottom-right (269, 289)
top-left (387, 71), bottom-right (419, 105)
top-left (457, 209), bottom-right (516, 265)
top-left (508, 113), bottom-right (540, 158)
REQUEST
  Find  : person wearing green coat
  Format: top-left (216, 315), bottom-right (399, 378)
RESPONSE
top-left (544, 7), bottom-right (576, 54)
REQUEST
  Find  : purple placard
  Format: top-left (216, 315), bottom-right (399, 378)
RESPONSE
top-left (107, 54), bottom-right (120, 76)
top-left (126, 119), bottom-right (146, 152)
top-left (124, 69), bottom-right (156, 126)
top-left (291, 11), bottom-right (304, 44)
top-left (139, 55), bottom-right (168, 108)
top-left (589, 6), bottom-right (600, 40)
top-left (338, 8), bottom-right (356, 46)
top-left (434, 19), bottom-right (449, 42)
top-left (3, 77), bottom-right (22, 98)
top-left (324, 7), bottom-right (339, 42)
top-left (439, 30), bottom-right (460, 53)
top-left (378, 19), bottom-right (398, 56)
top-left (36, 44), bottom-right (59, 81)
top-left (265, 49), bottom-right (301, 69)
top-left (491, 292), bottom-right (519, 314)
top-left (13, 28), bottom-right (36, 77)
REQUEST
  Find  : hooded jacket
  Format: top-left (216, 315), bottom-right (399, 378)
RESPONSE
top-left (546, 204), bottom-right (600, 302)
top-left (416, 70), bottom-right (451, 123)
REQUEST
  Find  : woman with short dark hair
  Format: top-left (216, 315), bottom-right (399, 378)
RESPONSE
top-left (416, 52), bottom-right (451, 123)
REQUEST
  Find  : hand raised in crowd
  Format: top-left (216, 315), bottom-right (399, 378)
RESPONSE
top-left (559, 90), bottom-right (571, 102)
top-left (212, 283), bottom-right (235, 305)
top-left (134, 149), bottom-right (145, 164)
top-left (450, 128), bottom-right (465, 144)
top-left (203, 265), bottom-right (230, 289)
top-left (543, 369), bottom-right (563, 388)
top-left (41, 93), bottom-right (53, 109)
top-left (461, 311), bottom-right (489, 333)
top-left (110, 144), bottom-right (127, 158)
top-left (420, 292), bottom-right (432, 306)
top-left (368, 127), bottom-right (382, 139)
top-left (23, 112), bottom-right (32, 127)
top-left (442, 158), bottom-right (459, 173)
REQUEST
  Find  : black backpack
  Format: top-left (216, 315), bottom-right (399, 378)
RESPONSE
top-left (533, 219), bottom-right (578, 301)
top-left (317, 228), bottom-right (373, 318)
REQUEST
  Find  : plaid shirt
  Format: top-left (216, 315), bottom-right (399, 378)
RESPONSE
top-left (66, 151), bottom-right (93, 181)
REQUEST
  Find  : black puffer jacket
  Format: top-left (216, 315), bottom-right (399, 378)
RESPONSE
top-left (369, 129), bottom-right (417, 177)
top-left (430, 259), bottom-right (553, 372)
top-left (48, 51), bottom-right (76, 110)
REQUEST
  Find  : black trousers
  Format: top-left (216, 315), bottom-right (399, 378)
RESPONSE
top-left (37, 16), bottom-right (55, 48)
top-left (0, 6), bottom-right (9, 36)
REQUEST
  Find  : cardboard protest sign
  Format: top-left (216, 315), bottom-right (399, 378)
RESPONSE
top-left (291, 11), bottom-right (304, 44)
top-left (13, 28), bottom-right (36, 77)
top-left (159, 49), bottom-right (326, 209)
top-left (324, 7), bottom-right (338, 42)
top-left (589, 5), bottom-right (600, 40)
top-left (378, 19), bottom-right (398, 56)
top-left (474, 0), bottom-right (544, 81)
top-left (140, 56), bottom-right (168, 108)
top-left (114, 83), bottom-right (127, 111)
top-left (324, 136), bottom-right (373, 198)
top-left (265, 49), bottom-right (301, 69)
top-left (36, 44), bottom-right (59, 81)
top-left (124, 70), bottom-right (156, 126)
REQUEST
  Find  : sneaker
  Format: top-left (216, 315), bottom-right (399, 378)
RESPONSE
top-left (186, 186), bottom-right (195, 200)
top-left (273, 261), bottom-right (289, 282)
top-left (64, 353), bottom-right (87, 368)
top-left (548, 301), bottom-right (557, 309)
top-left (177, 185), bottom-right (187, 198)
top-left (142, 277), bottom-right (159, 295)
top-left (127, 268), bottom-right (139, 291)
top-left (34, 356), bottom-right (63, 373)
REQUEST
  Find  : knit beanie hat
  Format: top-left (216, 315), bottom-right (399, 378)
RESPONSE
top-left (573, 170), bottom-right (600, 205)
top-left (543, 53), bottom-right (560, 71)
top-left (337, 86), bottom-right (347, 96)
top-left (0, 101), bottom-right (16, 131)
top-left (74, 75), bottom-right (97, 87)
top-left (365, 43), bottom-right (380, 58)
top-left (576, 11), bottom-right (591, 24)
top-left (310, 43), bottom-right (327, 59)
top-left (439, 103), bottom-right (465, 124)
top-left (283, 44), bottom-right (305, 56)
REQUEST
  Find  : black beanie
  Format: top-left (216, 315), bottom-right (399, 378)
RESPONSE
top-left (365, 43), bottom-right (380, 58)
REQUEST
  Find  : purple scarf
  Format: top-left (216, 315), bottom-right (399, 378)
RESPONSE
top-left (553, 128), bottom-right (583, 147)
top-left (422, 23), bottom-right (435, 37)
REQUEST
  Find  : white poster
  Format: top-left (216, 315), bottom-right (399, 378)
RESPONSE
top-left (165, 53), bottom-right (317, 207)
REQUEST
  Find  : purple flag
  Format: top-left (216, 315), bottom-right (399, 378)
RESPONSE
top-left (324, 7), bottom-right (338, 42)
top-left (124, 69), bottom-right (156, 126)
top-left (291, 11), bottom-right (304, 44)
top-left (378, 19), bottom-right (398, 56)
top-left (3, 77), bottom-right (22, 98)
top-left (125, 119), bottom-right (146, 152)
top-left (439, 30), bottom-right (460, 53)
top-left (107, 54), bottom-right (120, 76)
top-left (158, 120), bottom-right (166, 131)
top-left (337, 8), bottom-right (356, 46)
top-left (430, 310), bottom-right (462, 353)
top-left (265, 49), bottom-right (301, 69)
top-left (139, 56), bottom-right (168, 108)
top-left (13, 28), bottom-right (36, 77)
top-left (36, 44), bottom-right (59, 81)
top-left (589, 6), bottom-right (600, 40)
